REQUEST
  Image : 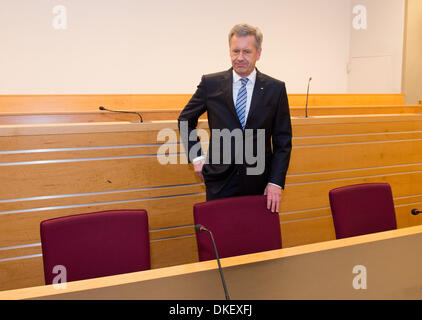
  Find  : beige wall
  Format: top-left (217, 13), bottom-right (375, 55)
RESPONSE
top-left (403, 0), bottom-right (422, 104)
top-left (348, 0), bottom-right (405, 93)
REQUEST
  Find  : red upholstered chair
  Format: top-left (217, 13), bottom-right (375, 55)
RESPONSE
top-left (329, 183), bottom-right (397, 239)
top-left (40, 209), bottom-right (150, 285)
top-left (193, 195), bottom-right (282, 261)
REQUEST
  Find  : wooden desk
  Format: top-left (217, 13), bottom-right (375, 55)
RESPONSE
top-left (2, 105), bottom-right (421, 125)
top-left (2, 225), bottom-right (422, 300)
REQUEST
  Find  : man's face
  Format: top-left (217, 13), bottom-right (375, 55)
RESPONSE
top-left (230, 35), bottom-right (262, 78)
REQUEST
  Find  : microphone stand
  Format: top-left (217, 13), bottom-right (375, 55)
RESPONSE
top-left (99, 106), bottom-right (143, 123)
top-left (196, 224), bottom-right (230, 300)
top-left (305, 77), bottom-right (312, 118)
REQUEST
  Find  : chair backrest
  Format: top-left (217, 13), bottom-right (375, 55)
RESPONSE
top-left (193, 195), bottom-right (282, 261)
top-left (329, 183), bottom-right (397, 239)
top-left (40, 209), bottom-right (150, 284)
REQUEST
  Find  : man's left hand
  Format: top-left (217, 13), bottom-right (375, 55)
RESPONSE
top-left (264, 184), bottom-right (282, 213)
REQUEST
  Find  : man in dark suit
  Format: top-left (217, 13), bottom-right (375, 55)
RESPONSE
top-left (178, 23), bottom-right (292, 212)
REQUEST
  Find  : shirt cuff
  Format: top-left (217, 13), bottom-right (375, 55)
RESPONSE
top-left (267, 182), bottom-right (281, 189)
top-left (192, 156), bottom-right (205, 163)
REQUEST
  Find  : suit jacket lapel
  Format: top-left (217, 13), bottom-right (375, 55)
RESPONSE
top-left (221, 68), bottom-right (241, 125)
top-left (245, 69), bottom-right (266, 128)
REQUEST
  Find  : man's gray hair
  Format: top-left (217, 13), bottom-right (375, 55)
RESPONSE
top-left (228, 23), bottom-right (263, 50)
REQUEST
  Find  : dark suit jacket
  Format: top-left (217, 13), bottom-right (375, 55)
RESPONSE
top-left (178, 68), bottom-right (292, 197)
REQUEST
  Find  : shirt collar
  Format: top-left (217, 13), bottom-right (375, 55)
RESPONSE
top-left (233, 68), bottom-right (257, 85)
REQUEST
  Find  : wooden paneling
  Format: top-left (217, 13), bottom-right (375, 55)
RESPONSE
top-left (293, 115), bottom-right (422, 136)
top-left (0, 245), bottom-right (41, 261)
top-left (150, 236), bottom-right (198, 269)
top-left (2, 104), bottom-right (420, 125)
top-left (287, 93), bottom-right (405, 106)
top-left (0, 257), bottom-right (45, 292)
top-left (2, 113), bottom-right (422, 291)
top-left (0, 93), bottom-right (405, 114)
top-left (0, 130), bottom-right (162, 150)
top-left (0, 194), bottom-right (205, 248)
top-left (0, 94), bottom-right (192, 112)
top-left (291, 105), bottom-right (422, 117)
top-left (0, 184), bottom-right (204, 213)
top-left (290, 140), bottom-right (422, 174)
top-left (281, 216), bottom-right (336, 248)
top-left (0, 158), bottom-right (196, 199)
top-left (0, 110), bottom-right (207, 125)
top-left (0, 146), bottom-right (163, 163)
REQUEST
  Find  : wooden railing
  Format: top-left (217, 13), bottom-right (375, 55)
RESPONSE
top-left (1, 104), bottom-right (422, 125)
top-left (0, 93), bottom-right (405, 112)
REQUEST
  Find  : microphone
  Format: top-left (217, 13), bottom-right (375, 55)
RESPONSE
top-left (411, 209), bottom-right (422, 215)
top-left (305, 77), bottom-right (312, 118)
top-left (99, 106), bottom-right (143, 123)
top-left (195, 224), bottom-right (230, 300)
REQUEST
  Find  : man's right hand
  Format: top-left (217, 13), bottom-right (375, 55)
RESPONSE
top-left (193, 159), bottom-right (205, 182)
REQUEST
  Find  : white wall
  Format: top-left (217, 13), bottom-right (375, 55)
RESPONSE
top-left (0, 0), bottom-right (404, 95)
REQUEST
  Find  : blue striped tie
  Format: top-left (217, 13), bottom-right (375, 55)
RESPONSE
top-left (235, 78), bottom-right (249, 130)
